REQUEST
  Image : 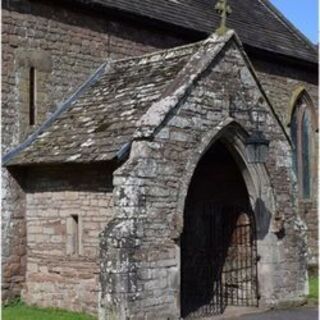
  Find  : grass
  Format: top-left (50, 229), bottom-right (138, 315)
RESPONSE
top-left (2, 301), bottom-right (97, 320)
top-left (309, 275), bottom-right (319, 301)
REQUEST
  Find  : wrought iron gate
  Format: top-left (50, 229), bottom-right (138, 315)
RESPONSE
top-left (181, 203), bottom-right (258, 319)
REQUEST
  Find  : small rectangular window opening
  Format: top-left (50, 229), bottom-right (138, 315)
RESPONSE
top-left (71, 214), bottom-right (79, 255)
top-left (29, 67), bottom-right (36, 126)
top-left (67, 214), bottom-right (80, 256)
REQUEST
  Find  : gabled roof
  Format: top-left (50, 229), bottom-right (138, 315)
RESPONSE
top-left (4, 30), bottom-right (288, 167)
top-left (64, 0), bottom-right (317, 64)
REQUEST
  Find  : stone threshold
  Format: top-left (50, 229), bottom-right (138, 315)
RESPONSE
top-left (219, 306), bottom-right (269, 319)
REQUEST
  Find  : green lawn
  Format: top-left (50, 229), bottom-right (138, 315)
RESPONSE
top-left (2, 302), bottom-right (96, 320)
top-left (309, 275), bottom-right (319, 301)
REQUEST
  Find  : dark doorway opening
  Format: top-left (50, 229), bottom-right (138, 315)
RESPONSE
top-left (181, 141), bottom-right (258, 319)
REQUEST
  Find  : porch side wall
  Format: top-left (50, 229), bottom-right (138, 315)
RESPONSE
top-left (22, 165), bottom-right (114, 315)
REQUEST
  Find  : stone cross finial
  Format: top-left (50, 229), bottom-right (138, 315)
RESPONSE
top-left (215, 0), bottom-right (232, 35)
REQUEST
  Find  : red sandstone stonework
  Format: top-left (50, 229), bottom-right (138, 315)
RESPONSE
top-left (2, 0), bottom-right (318, 317)
top-left (2, 0), bottom-right (185, 303)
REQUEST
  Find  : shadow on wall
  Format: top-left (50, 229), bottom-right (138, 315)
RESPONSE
top-left (254, 197), bottom-right (272, 240)
top-left (8, 162), bottom-right (116, 193)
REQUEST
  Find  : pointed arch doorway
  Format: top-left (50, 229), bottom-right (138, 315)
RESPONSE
top-left (181, 140), bottom-right (259, 319)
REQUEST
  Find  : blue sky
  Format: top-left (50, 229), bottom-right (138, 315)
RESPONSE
top-left (270, 0), bottom-right (318, 44)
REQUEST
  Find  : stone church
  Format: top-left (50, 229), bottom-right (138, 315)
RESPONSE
top-left (2, 0), bottom-right (318, 319)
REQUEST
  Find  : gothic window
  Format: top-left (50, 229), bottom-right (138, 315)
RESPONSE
top-left (290, 93), bottom-right (315, 199)
top-left (302, 109), bottom-right (313, 198)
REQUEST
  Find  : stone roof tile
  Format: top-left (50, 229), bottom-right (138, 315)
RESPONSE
top-left (5, 41), bottom-right (203, 166)
top-left (63, 0), bottom-right (317, 64)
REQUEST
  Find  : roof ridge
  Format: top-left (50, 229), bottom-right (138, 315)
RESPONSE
top-left (260, 0), bottom-right (317, 54)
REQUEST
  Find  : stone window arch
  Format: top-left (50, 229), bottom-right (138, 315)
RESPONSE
top-left (289, 88), bottom-right (317, 199)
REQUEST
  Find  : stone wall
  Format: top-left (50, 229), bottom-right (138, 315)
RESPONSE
top-left (2, 0), bottom-right (317, 307)
top-left (100, 40), bottom-right (308, 319)
top-left (2, 0), bottom-right (186, 146)
top-left (1, 169), bottom-right (26, 301)
top-left (20, 164), bottom-right (114, 315)
top-left (2, 0), bottom-right (186, 302)
top-left (253, 58), bottom-right (318, 265)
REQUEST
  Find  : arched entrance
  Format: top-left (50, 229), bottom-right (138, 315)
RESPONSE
top-left (181, 140), bottom-right (258, 318)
